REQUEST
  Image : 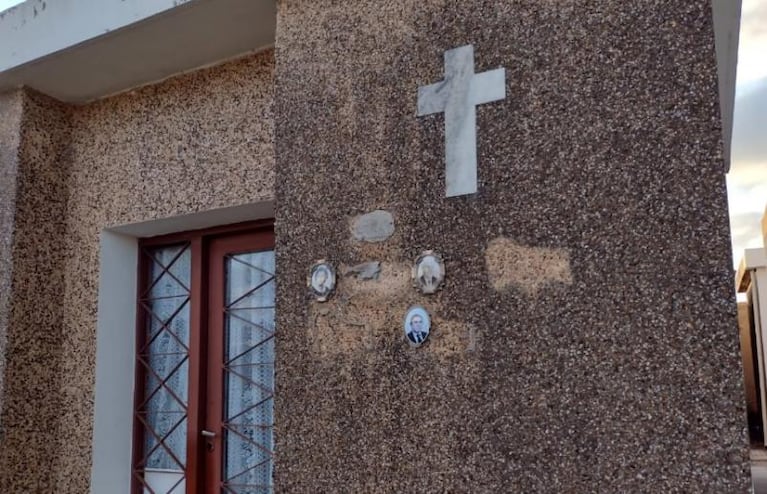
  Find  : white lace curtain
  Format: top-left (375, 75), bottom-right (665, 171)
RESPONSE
top-left (145, 245), bottom-right (191, 472)
top-left (142, 246), bottom-right (276, 492)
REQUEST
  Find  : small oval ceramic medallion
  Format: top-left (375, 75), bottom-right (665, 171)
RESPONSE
top-left (308, 260), bottom-right (336, 302)
top-left (413, 251), bottom-right (445, 294)
top-left (404, 306), bottom-right (431, 347)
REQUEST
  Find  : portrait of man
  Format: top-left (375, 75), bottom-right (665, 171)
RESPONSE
top-left (405, 306), bottom-right (430, 346)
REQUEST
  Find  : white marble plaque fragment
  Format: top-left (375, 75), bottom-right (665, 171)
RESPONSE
top-left (344, 261), bottom-right (382, 280)
top-left (351, 210), bottom-right (395, 243)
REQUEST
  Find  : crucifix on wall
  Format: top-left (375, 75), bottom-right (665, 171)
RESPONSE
top-left (417, 45), bottom-right (507, 197)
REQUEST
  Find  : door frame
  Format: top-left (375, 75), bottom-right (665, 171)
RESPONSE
top-left (204, 230), bottom-right (276, 492)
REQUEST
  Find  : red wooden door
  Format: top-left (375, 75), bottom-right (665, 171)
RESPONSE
top-left (132, 223), bottom-right (275, 494)
top-left (205, 231), bottom-right (276, 494)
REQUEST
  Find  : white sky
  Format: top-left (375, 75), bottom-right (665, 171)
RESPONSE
top-left (728, 0), bottom-right (767, 266)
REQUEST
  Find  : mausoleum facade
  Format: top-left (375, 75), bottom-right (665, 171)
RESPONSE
top-left (0, 1), bottom-right (751, 492)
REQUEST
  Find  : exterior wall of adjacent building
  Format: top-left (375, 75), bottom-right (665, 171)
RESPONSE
top-left (0, 49), bottom-right (274, 493)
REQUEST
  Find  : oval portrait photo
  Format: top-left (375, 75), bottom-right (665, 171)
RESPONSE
top-left (404, 306), bottom-right (431, 347)
top-left (309, 261), bottom-right (336, 302)
top-left (413, 251), bottom-right (445, 295)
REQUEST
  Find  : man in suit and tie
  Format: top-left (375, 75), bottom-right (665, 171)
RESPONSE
top-left (407, 314), bottom-right (428, 345)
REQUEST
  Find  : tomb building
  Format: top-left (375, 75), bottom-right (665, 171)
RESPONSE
top-left (0, 1), bottom-right (749, 492)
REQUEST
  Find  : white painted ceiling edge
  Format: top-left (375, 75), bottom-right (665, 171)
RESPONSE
top-left (0, 0), bottom-right (741, 169)
top-left (0, 0), bottom-right (277, 102)
top-left (0, 0), bottom-right (196, 71)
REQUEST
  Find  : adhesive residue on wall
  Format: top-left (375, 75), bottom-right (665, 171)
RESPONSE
top-left (308, 261), bottom-right (477, 361)
top-left (485, 237), bottom-right (572, 296)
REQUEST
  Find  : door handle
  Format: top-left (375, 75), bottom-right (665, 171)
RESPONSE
top-left (201, 430), bottom-right (216, 438)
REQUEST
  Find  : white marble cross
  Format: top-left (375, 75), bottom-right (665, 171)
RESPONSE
top-left (417, 45), bottom-right (506, 197)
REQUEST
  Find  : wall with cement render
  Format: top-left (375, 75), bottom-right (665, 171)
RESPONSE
top-left (0, 90), bottom-right (23, 448)
top-left (273, 1), bottom-right (748, 492)
top-left (0, 89), bottom-right (70, 492)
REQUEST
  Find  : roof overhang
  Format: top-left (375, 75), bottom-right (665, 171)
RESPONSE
top-left (0, 0), bottom-right (276, 103)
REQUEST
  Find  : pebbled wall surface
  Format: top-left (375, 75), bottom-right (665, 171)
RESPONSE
top-left (0, 50), bottom-right (274, 493)
top-left (273, 1), bottom-right (749, 492)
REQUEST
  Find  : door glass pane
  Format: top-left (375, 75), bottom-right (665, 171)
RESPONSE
top-left (138, 244), bottom-right (191, 492)
top-left (223, 250), bottom-right (275, 493)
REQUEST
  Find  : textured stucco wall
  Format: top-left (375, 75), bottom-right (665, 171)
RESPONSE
top-left (0, 89), bottom-right (71, 493)
top-left (0, 90), bottom-right (24, 446)
top-left (274, 1), bottom-right (748, 492)
top-left (0, 50), bottom-right (274, 493)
